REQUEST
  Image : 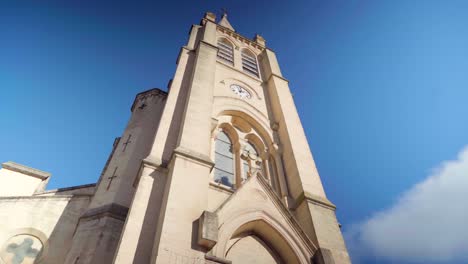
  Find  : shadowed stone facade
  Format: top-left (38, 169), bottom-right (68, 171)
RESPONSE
top-left (0, 12), bottom-right (351, 264)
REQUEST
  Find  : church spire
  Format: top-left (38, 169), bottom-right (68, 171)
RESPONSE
top-left (218, 9), bottom-right (235, 31)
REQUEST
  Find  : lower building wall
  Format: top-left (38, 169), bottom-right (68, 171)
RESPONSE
top-left (65, 215), bottom-right (125, 264)
top-left (0, 195), bottom-right (91, 263)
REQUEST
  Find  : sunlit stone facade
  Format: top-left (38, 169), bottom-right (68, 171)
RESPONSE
top-left (0, 12), bottom-right (350, 264)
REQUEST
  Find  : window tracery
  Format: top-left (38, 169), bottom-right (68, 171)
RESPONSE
top-left (212, 119), bottom-right (278, 193)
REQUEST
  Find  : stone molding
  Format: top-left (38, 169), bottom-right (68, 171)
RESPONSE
top-left (213, 174), bottom-right (317, 261)
top-left (172, 147), bottom-right (215, 169)
top-left (295, 191), bottom-right (337, 211)
top-left (3, 227), bottom-right (50, 264)
top-left (132, 158), bottom-right (169, 187)
top-left (255, 174), bottom-right (318, 253)
top-left (0, 194), bottom-right (90, 201)
top-left (216, 24), bottom-right (265, 50)
top-left (205, 254), bottom-right (232, 264)
top-left (2, 161), bottom-right (51, 180)
top-left (80, 203), bottom-right (129, 221)
top-left (141, 158), bottom-right (168, 172)
top-left (266, 72), bottom-right (289, 84)
top-left (199, 40), bottom-right (219, 51)
top-left (33, 183), bottom-right (96, 195)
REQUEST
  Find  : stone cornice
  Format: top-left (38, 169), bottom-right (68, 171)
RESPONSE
top-left (199, 40), bottom-right (219, 51)
top-left (131, 88), bottom-right (168, 112)
top-left (34, 183), bottom-right (96, 195)
top-left (80, 203), bottom-right (129, 222)
top-left (216, 25), bottom-right (265, 51)
top-left (2, 161), bottom-right (50, 180)
top-left (266, 72), bottom-right (289, 84)
top-left (0, 195), bottom-right (91, 201)
top-left (172, 147), bottom-right (215, 169)
top-left (295, 191), bottom-right (337, 211)
top-left (205, 254), bottom-right (232, 264)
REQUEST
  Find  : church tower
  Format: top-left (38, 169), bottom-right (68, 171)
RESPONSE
top-left (68, 11), bottom-right (351, 264)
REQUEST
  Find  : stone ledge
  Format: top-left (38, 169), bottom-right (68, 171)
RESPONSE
top-left (205, 254), bottom-right (232, 264)
top-left (266, 72), bottom-right (289, 84)
top-left (199, 40), bottom-right (219, 52)
top-left (173, 147), bottom-right (215, 169)
top-left (0, 194), bottom-right (90, 201)
top-left (34, 183), bottom-right (96, 195)
top-left (2, 161), bottom-right (51, 180)
top-left (216, 24), bottom-right (265, 50)
top-left (80, 203), bottom-right (129, 221)
top-left (296, 191), bottom-right (336, 211)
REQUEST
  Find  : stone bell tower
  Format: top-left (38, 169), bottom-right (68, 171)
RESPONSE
top-left (106, 11), bottom-right (350, 264)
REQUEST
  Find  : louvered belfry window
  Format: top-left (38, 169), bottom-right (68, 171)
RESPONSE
top-left (241, 50), bottom-right (259, 77)
top-left (217, 39), bottom-right (234, 65)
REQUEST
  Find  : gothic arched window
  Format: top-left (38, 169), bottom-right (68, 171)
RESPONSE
top-left (214, 131), bottom-right (235, 188)
top-left (217, 39), bottom-right (234, 66)
top-left (241, 142), bottom-right (262, 182)
top-left (241, 49), bottom-right (259, 77)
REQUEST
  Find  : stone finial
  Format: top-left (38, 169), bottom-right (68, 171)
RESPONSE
top-left (254, 34), bottom-right (266, 46)
top-left (219, 12), bottom-right (235, 31)
top-left (204, 12), bottom-right (216, 22)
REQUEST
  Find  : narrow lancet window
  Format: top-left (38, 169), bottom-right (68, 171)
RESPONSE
top-left (214, 131), bottom-right (235, 188)
top-left (241, 50), bottom-right (259, 77)
top-left (217, 39), bottom-right (234, 65)
top-left (242, 142), bottom-right (262, 182)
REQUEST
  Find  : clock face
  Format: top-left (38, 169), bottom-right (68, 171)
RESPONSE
top-left (230, 84), bottom-right (251, 99)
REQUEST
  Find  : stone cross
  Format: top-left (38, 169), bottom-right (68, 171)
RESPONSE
top-left (6, 238), bottom-right (39, 264)
top-left (138, 102), bottom-right (147, 109)
top-left (106, 167), bottom-right (118, 190)
top-left (122, 134), bottom-right (132, 152)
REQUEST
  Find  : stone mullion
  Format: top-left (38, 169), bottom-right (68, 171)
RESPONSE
top-left (232, 141), bottom-right (241, 189)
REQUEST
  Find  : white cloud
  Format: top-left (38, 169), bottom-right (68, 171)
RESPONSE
top-left (345, 146), bottom-right (468, 263)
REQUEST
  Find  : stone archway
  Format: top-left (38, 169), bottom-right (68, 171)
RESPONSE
top-left (222, 219), bottom-right (301, 264)
top-left (210, 174), bottom-right (317, 263)
top-left (226, 234), bottom-right (283, 264)
top-left (214, 211), bottom-right (313, 264)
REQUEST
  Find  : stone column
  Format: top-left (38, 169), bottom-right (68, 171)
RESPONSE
top-left (150, 18), bottom-right (218, 264)
top-left (259, 48), bottom-right (351, 263)
top-left (113, 162), bottom-right (167, 263)
top-left (112, 22), bottom-right (201, 263)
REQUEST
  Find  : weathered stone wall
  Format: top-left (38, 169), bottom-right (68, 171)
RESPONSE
top-left (0, 194), bottom-right (91, 263)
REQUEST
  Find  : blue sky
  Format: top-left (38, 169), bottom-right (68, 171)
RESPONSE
top-left (1, 1), bottom-right (467, 263)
